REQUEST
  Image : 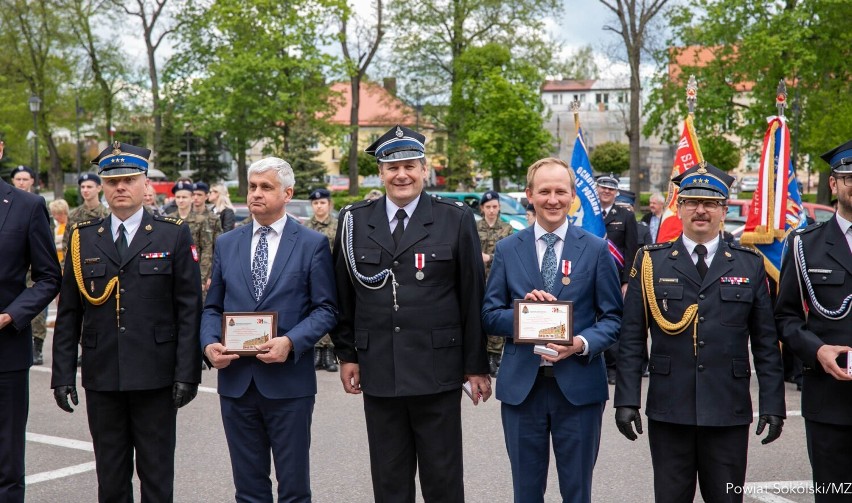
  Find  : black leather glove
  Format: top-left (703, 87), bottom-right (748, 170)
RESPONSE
top-left (615, 406), bottom-right (643, 441)
top-left (54, 385), bottom-right (79, 413)
top-left (173, 382), bottom-right (198, 409)
top-left (755, 414), bottom-right (783, 444)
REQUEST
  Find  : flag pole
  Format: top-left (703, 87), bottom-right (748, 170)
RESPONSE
top-left (776, 79), bottom-right (787, 118)
top-left (571, 99), bottom-right (581, 137)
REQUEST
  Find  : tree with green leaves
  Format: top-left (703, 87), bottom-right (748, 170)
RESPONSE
top-left (456, 44), bottom-right (553, 189)
top-left (387, 0), bottom-right (560, 188)
top-left (551, 45), bottom-right (601, 80)
top-left (166, 0), bottom-right (344, 196)
top-left (339, 0), bottom-right (383, 195)
top-left (599, 0), bottom-right (671, 197)
top-left (699, 134), bottom-right (740, 172)
top-left (644, 0), bottom-right (852, 203)
top-left (590, 141), bottom-right (630, 175)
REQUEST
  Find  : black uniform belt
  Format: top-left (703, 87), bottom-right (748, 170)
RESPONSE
top-left (537, 366), bottom-right (555, 378)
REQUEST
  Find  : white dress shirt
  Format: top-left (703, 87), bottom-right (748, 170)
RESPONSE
top-left (835, 212), bottom-right (852, 254)
top-left (385, 195), bottom-right (421, 233)
top-left (251, 215), bottom-right (288, 278)
top-left (111, 207), bottom-right (145, 247)
top-left (532, 220), bottom-right (589, 358)
top-left (681, 234), bottom-right (720, 267)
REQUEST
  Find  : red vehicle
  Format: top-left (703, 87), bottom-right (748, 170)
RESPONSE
top-left (727, 199), bottom-right (835, 224)
top-left (146, 168), bottom-right (174, 197)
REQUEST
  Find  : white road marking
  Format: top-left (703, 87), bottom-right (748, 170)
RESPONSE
top-left (26, 433), bottom-right (93, 451)
top-left (27, 462), bottom-right (96, 484)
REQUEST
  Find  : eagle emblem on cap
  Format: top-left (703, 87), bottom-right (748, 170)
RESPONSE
top-left (112, 141), bottom-right (122, 155)
top-left (696, 162), bottom-right (707, 174)
top-left (395, 126), bottom-right (403, 138)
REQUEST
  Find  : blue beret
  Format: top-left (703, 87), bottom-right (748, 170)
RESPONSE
top-left (595, 173), bottom-right (619, 190)
top-left (365, 125), bottom-right (426, 163)
top-left (672, 162), bottom-right (734, 200)
top-left (480, 190), bottom-right (500, 206)
top-left (820, 139), bottom-right (852, 173)
top-left (92, 141), bottom-right (150, 178)
top-left (309, 188), bottom-right (331, 200)
top-left (78, 172), bottom-right (102, 185)
top-left (171, 181), bottom-right (194, 194)
top-left (192, 182), bottom-right (210, 193)
top-left (11, 166), bottom-right (35, 178)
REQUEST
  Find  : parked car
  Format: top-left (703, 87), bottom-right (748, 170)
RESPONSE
top-left (232, 203), bottom-right (309, 226)
top-left (430, 192), bottom-right (528, 231)
top-left (727, 199), bottom-right (834, 224)
top-left (737, 175), bottom-right (759, 193)
top-left (505, 191), bottom-right (529, 208)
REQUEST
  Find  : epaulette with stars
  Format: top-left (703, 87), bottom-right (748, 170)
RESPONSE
top-left (795, 221), bottom-right (824, 235)
top-left (155, 215), bottom-right (183, 226)
top-left (642, 241), bottom-right (673, 252)
top-left (72, 218), bottom-right (103, 230)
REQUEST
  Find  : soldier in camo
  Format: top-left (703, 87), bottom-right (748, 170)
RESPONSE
top-left (305, 188), bottom-right (338, 372)
top-left (190, 182), bottom-right (224, 276)
top-left (63, 173), bottom-right (110, 254)
top-left (477, 190), bottom-right (513, 377)
top-left (167, 182), bottom-right (214, 297)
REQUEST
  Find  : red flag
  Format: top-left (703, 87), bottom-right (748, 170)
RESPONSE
top-left (657, 115), bottom-right (703, 242)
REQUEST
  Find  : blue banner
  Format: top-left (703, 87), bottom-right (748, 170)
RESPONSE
top-left (568, 128), bottom-right (606, 238)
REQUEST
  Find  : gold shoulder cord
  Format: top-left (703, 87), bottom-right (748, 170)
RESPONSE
top-left (640, 251), bottom-right (699, 355)
top-left (71, 229), bottom-right (121, 326)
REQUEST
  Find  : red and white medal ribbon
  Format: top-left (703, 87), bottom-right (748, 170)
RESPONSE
top-left (415, 253), bottom-right (425, 280)
top-left (561, 260), bottom-right (571, 285)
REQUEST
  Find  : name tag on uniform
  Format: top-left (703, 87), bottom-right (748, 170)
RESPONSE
top-left (83, 257), bottom-right (101, 264)
top-left (658, 278), bottom-right (678, 284)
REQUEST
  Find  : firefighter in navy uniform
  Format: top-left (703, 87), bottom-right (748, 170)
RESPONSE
top-left (596, 173), bottom-right (639, 384)
top-left (776, 139), bottom-right (852, 503)
top-left (614, 162), bottom-right (786, 503)
top-left (51, 142), bottom-right (203, 503)
top-left (331, 125), bottom-right (490, 503)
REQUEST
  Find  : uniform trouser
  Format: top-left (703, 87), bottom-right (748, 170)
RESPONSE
top-left (0, 370), bottom-right (27, 503)
top-left (220, 382), bottom-right (314, 503)
top-left (86, 387), bottom-right (176, 503)
top-left (487, 335), bottom-right (504, 355)
top-left (805, 419), bottom-right (852, 502)
top-left (363, 390), bottom-right (464, 503)
top-left (314, 334), bottom-right (334, 349)
top-left (648, 420), bottom-right (748, 503)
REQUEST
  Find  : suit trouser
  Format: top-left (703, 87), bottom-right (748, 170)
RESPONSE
top-left (363, 390), bottom-right (464, 503)
top-left (220, 381), bottom-right (314, 503)
top-left (805, 419), bottom-right (852, 502)
top-left (86, 387), bottom-right (176, 503)
top-left (501, 374), bottom-right (604, 503)
top-left (648, 420), bottom-right (748, 503)
top-left (0, 370), bottom-right (27, 503)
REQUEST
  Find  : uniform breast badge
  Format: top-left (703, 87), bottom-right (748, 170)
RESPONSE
top-left (414, 253), bottom-right (425, 280)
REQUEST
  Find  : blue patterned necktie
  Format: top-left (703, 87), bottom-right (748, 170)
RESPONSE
top-left (541, 232), bottom-right (559, 293)
top-left (251, 226), bottom-right (272, 301)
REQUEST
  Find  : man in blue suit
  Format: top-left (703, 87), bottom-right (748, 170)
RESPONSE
top-left (201, 157), bottom-right (338, 502)
top-left (0, 141), bottom-right (62, 502)
top-left (482, 157), bottom-right (623, 503)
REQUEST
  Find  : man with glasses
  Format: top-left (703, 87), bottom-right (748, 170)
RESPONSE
top-left (614, 162), bottom-right (785, 503)
top-left (776, 140), bottom-right (852, 502)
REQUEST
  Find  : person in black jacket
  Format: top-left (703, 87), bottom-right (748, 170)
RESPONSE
top-left (775, 139), bottom-right (852, 502)
top-left (52, 142), bottom-right (202, 503)
top-left (331, 125), bottom-right (490, 503)
top-left (615, 162), bottom-right (785, 503)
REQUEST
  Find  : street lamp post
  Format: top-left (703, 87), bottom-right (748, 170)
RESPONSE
top-left (28, 95), bottom-right (41, 193)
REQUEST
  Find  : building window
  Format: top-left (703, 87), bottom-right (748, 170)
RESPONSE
top-left (552, 94), bottom-right (559, 105)
top-left (435, 137), bottom-right (445, 154)
top-left (331, 149), bottom-right (337, 160)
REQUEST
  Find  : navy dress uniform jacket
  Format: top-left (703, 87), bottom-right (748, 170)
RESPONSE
top-left (615, 237), bottom-right (786, 426)
top-left (776, 217), bottom-right (852, 425)
top-left (0, 179), bottom-right (61, 371)
top-left (604, 204), bottom-right (639, 283)
top-left (52, 211), bottom-right (202, 391)
top-left (331, 193), bottom-right (490, 397)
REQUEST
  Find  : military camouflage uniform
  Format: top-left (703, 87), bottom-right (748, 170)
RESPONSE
top-left (63, 203), bottom-right (110, 258)
top-left (168, 210), bottom-right (215, 289)
top-left (478, 218), bottom-right (513, 370)
top-left (26, 269), bottom-right (48, 364)
top-left (306, 215), bottom-right (338, 351)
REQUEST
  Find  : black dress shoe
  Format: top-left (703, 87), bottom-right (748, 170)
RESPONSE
top-left (323, 348), bottom-right (338, 372)
top-left (314, 348), bottom-right (324, 370)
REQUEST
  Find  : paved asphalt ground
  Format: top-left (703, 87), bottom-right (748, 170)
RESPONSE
top-left (24, 311), bottom-right (814, 502)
